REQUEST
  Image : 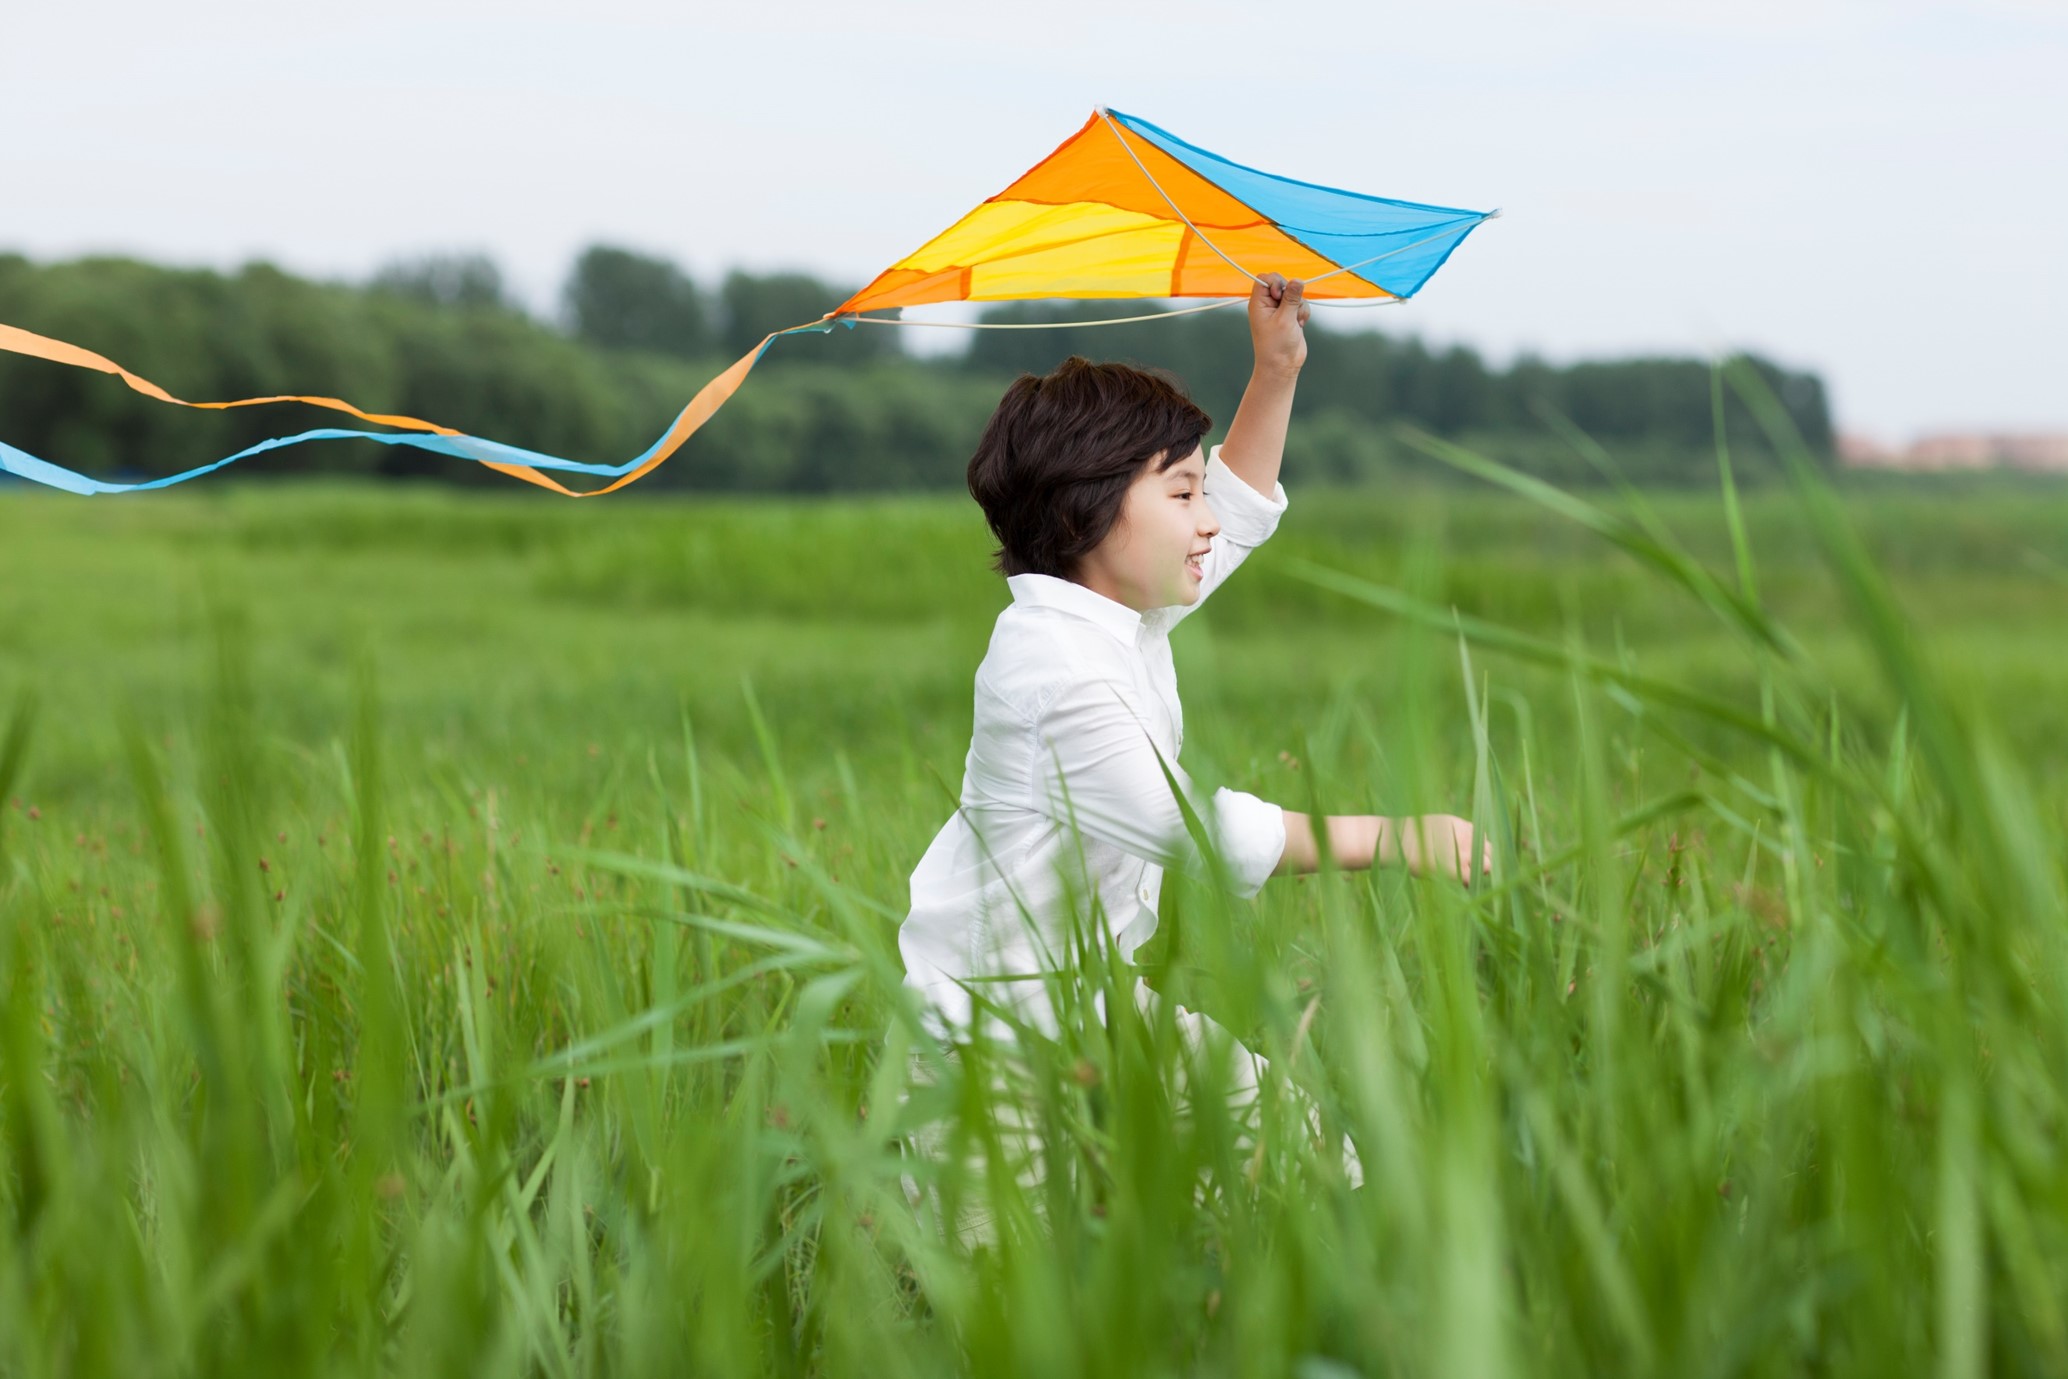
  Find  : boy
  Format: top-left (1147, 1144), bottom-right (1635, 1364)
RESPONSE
top-left (902, 275), bottom-right (1485, 1049)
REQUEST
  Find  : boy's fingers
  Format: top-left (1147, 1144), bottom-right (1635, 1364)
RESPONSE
top-left (1265, 281), bottom-right (1298, 324)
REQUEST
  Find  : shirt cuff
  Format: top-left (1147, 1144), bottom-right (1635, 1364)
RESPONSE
top-left (1209, 786), bottom-right (1287, 898)
top-left (1204, 444), bottom-right (1289, 549)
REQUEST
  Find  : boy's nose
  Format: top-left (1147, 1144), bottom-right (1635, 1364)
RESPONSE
top-left (1200, 497), bottom-right (1223, 538)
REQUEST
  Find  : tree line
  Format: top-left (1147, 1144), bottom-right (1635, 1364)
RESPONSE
top-left (0, 247), bottom-right (1832, 492)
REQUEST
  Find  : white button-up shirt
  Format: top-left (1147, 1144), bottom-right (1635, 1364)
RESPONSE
top-left (901, 445), bottom-right (1291, 1031)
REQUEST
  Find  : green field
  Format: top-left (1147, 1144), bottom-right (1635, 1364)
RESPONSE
top-left (2, 459), bottom-right (2066, 1376)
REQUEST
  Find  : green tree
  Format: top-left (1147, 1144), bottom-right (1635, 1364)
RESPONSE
top-left (718, 271), bottom-right (900, 363)
top-left (0, 251), bottom-right (1834, 494)
top-left (370, 252), bottom-right (510, 311)
top-left (564, 245), bottom-right (713, 359)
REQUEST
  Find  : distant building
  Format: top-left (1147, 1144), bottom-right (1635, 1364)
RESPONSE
top-left (1836, 432), bottom-right (2068, 473)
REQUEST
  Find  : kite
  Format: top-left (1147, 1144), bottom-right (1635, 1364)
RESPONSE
top-left (0, 108), bottom-right (1493, 497)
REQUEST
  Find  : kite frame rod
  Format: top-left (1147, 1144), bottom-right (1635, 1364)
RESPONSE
top-left (1309, 214), bottom-right (1498, 288)
top-left (1096, 109), bottom-right (1268, 290)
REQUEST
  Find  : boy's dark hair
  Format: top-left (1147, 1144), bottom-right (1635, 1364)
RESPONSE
top-left (966, 356), bottom-right (1212, 579)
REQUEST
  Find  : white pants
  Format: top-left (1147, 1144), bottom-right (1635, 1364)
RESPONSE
top-left (900, 979), bottom-right (1361, 1247)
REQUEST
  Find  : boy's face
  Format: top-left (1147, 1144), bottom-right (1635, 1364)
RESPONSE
top-left (1074, 445), bottom-right (1220, 612)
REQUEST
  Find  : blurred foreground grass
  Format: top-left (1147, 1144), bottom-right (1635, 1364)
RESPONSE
top-left (1, 450), bottom-right (2065, 1376)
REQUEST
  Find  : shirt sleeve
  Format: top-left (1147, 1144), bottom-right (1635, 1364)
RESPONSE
top-left (1203, 442), bottom-right (1289, 552)
top-left (1030, 668), bottom-right (1286, 897)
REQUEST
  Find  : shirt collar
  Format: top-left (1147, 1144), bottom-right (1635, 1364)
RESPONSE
top-left (1006, 573), bottom-right (1142, 648)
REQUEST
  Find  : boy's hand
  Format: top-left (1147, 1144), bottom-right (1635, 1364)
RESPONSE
top-left (1220, 273), bottom-right (1307, 493)
top-left (1248, 273), bottom-right (1310, 381)
top-left (1393, 814), bottom-right (1493, 886)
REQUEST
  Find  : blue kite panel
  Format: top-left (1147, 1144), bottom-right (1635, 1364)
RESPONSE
top-left (1106, 108), bottom-right (1490, 298)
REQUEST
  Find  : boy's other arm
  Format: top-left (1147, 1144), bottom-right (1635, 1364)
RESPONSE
top-left (1273, 810), bottom-right (1491, 886)
top-left (1216, 274), bottom-right (1310, 498)
top-left (1033, 672), bottom-right (1287, 898)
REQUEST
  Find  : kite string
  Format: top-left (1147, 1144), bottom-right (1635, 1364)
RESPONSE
top-left (839, 222), bottom-right (1497, 334)
top-left (842, 281), bottom-right (1447, 333)
top-left (844, 299), bottom-right (1243, 330)
top-left (843, 296), bottom-right (1408, 333)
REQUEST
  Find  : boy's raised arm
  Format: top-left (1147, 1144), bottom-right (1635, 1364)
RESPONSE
top-left (1216, 275), bottom-right (1310, 498)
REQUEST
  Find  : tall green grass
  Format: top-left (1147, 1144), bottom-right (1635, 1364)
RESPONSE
top-left (1, 387), bottom-right (2065, 1375)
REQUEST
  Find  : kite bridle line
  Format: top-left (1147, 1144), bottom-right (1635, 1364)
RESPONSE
top-left (832, 221), bottom-right (1493, 333)
top-left (834, 217), bottom-right (1479, 333)
top-left (841, 299), bottom-right (1246, 331)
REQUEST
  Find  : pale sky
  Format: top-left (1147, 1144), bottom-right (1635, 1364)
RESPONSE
top-left (5, 0), bottom-right (2063, 440)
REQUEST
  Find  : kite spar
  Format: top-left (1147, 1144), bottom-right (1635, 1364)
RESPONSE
top-left (0, 109), bottom-right (1493, 496)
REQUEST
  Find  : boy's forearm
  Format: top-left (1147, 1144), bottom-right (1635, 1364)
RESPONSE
top-left (1218, 366), bottom-right (1299, 496)
top-left (1273, 810), bottom-right (1489, 884)
top-left (1273, 811), bottom-right (1390, 874)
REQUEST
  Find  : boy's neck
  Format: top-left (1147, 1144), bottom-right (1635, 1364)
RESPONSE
top-left (1068, 570), bottom-right (1148, 615)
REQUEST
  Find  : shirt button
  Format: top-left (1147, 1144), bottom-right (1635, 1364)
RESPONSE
top-left (1138, 883), bottom-right (1154, 905)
